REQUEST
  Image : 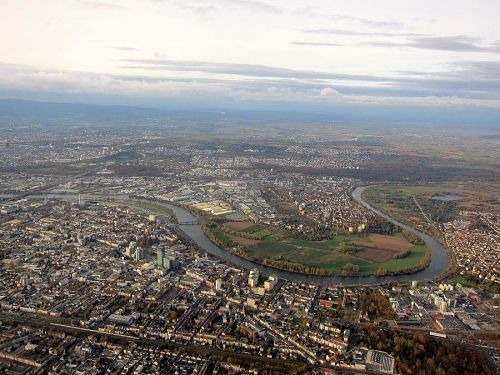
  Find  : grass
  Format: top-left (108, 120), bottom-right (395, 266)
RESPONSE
top-left (211, 225), bottom-right (233, 246)
top-left (252, 229), bottom-right (275, 239)
top-left (366, 182), bottom-right (499, 215)
top-left (363, 186), bottom-right (437, 236)
top-left (356, 245), bottom-right (426, 273)
top-left (240, 232), bottom-right (427, 275)
top-left (208, 217), bottom-right (431, 275)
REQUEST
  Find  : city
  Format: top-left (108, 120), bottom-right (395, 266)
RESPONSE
top-left (0, 123), bottom-right (498, 374)
top-left (1, 0), bottom-right (499, 374)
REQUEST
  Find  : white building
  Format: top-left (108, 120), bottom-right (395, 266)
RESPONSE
top-left (264, 274), bottom-right (278, 291)
top-left (134, 247), bottom-right (143, 261)
top-left (248, 269), bottom-right (259, 288)
top-left (215, 279), bottom-right (223, 291)
top-left (125, 241), bottom-right (137, 257)
top-left (157, 246), bottom-right (169, 268)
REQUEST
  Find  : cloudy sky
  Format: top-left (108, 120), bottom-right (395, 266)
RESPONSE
top-left (1, 0), bottom-right (500, 119)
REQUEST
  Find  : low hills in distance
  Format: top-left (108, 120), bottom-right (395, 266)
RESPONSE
top-left (1, 98), bottom-right (499, 130)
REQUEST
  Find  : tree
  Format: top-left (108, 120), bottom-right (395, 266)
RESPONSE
top-left (341, 263), bottom-right (360, 274)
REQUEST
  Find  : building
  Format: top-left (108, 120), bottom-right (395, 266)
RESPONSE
top-left (248, 269), bottom-right (259, 288)
top-left (134, 247), bottom-right (143, 261)
top-left (157, 246), bottom-right (168, 268)
top-left (215, 279), bottom-right (223, 291)
top-left (108, 314), bottom-right (134, 326)
top-left (264, 274), bottom-right (278, 291)
top-left (125, 241), bottom-right (137, 257)
top-left (438, 300), bottom-right (448, 313)
top-left (76, 232), bottom-right (86, 246)
top-left (78, 193), bottom-right (86, 209)
top-left (366, 350), bottom-right (395, 374)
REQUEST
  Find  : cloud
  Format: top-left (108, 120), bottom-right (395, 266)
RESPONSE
top-left (177, 4), bottom-right (217, 16)
top-left (112, 46), bottom-right (141, 52)
top-left (221, 0), bottom-right (282, 13)
top-left (291, 41), bottom-right (343, 47)
top-left (299, 33), bottom-right (500, 54)
top-left (409, 35), bottom-right (487, 52)
top-left (155, 0), bottom-right (282, 15)
top-left (341, 94), bottom-right (500, 108)
top-left (358, 41), bottom-right (407, 48)
top-left (154, 1), bottom-right (403, 29)
top-left (119, 58), bottom-right (500, 99)
top-left (295, 8), bottom-right (404, 30)
top-left (82, 1), bottom-right (125, 10)
top-left (319, 87), bottom-right (339, 96)
top-left (301, 28), bottom-right (424, 38)
top-left (1, 61), bottom-right (500, 110)
top-left (121, 58), bottom-right (383, 82)
top-left (0, 64), bottom-right (233, 99)
top-left (111, 71), bottom-right (500, 100)
top-left (159, 1), bottom-right (217, 17)
top-left (363, 35), bottom-right (500, 53)
top-left (448, 61), bottom-right (500, 80)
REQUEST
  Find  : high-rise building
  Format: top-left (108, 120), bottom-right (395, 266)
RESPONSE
top-left (215, 278), bottom-right (223, 291)
top-left (157, 247), bottom-right (163, 266)
top-left (264, 274), bottom-right (278, 291)
top-left (157, 246), bottom-right (169, 268)
top-left (125, 241), bottom-right (137, 257)
top-left (248, 268), bottom-right (259, 288)
top-left (438, 300), bottom-right (448, 313)
top-left (78, 193), bottom-right (86, 209)
top-left (134, 247), bottom-right (143, 261)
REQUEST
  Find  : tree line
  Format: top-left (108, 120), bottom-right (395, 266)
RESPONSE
top-left (350, 326), bottom-right (492, 375)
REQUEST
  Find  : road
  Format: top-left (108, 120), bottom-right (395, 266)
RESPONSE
top-left (0, 311), bottom-right (311, 373)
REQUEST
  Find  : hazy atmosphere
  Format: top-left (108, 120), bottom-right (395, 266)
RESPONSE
top-left (1, 1), bottom-right (499, 374)
top-left (1, 0), bottom-right (500, 123)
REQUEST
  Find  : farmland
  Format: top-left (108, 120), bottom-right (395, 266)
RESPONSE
top-left (362, 182), bottom-right (500, 237)
top-left (208, 221), bottom-right (429, 276)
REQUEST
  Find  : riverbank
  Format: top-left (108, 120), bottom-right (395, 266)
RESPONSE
top-left (203, 221), bottom-right (432, 277)
top-left (359, 185), bottom-right (457, 280)
top-left (6, 191), bottom-right (449, 285)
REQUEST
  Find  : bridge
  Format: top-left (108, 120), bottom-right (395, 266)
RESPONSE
top-left (178, 221), bottom-right (198, 225)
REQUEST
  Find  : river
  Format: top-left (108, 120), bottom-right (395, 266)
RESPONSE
top-left (2, 188), bottom-right (450, 285)
top-left (157, 186), bottom-right (449, 285)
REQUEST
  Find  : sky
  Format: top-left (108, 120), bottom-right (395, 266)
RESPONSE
top-left (1, 0), bottom-right (500, 121)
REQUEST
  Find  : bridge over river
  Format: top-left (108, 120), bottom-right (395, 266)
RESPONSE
top-left (152, 187), bottom-right (450, 285)
top-left (177, 220), bottom-right (198, 225)
top-left (2, 188), bottom-right (450, 286)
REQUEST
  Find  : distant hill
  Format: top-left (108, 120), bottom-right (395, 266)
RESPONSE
top-left (0, 98), bottom-right (498, 129)
top-left (0, 99), bottom-right (160, 118)
top-left (0, 99), bottom-right (340, 131)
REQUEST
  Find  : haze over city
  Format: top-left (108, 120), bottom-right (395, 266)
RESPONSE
top-left (0, 1), bottom-right (498, 374)
top-left (1, 0), bottom-right (500, 123)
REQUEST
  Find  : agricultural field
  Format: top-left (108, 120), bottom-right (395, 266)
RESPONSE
top-left (212, 221), bottom-right (428, 275)
top-left (224, 221), bottom-right (284, 243)
top-left (227, 234), bottom-right (261, 246)
top-left (352, 234), bottom-right (412, 262)
top-left (225, 221), bottom-right (258, 231)
top-left (363, 182), bottom-right (500, 236)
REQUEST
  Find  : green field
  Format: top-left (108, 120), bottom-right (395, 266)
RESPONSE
top-left (211, 225), bottom-right (234, 246)
top-left (211, 222), bottom-right (429, 275)
top-left (363, 182), bottom-right (500, 239)
top-left (244, 235), bottom-right (426, 274)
